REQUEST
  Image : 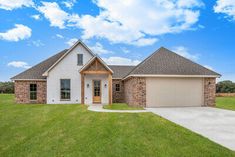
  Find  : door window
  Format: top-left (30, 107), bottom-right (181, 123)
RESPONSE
top-left (94, 80), bottom-right (101, 96)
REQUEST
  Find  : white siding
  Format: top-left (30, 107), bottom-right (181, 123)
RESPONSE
top-left (47, 44), bottom-right (93, 104)
top-left (146, 77), bottom-right (204, 107)
top-left (84, 74), bottom-right (109, 105)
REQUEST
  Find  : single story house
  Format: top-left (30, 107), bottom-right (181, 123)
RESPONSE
top-left (11, 40), bottom-right (221, 107)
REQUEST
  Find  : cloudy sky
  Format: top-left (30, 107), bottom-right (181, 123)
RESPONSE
top-left (0, 0), bottom-right (235, 81)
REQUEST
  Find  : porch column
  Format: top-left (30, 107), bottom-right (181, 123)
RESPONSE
top-left (81, 73), bottom-right (84, 104)
top-left (108, 74), bottom-right (112, 105)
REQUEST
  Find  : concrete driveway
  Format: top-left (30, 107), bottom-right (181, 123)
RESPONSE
top-left (146, 107), bottom-right (235, 151)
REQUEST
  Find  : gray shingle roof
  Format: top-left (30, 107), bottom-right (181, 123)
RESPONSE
top-left (11, 49), bottom-right (67, 80)
top-left (126, 47), bottom-right (220, 77)
top-left (108, 65), bottom-right (135, 78)
top-left (11, 47), bottom-right (220, 80)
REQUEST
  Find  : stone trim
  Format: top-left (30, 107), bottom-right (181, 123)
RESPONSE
top-left (124, 77), bottom-right (146, 107)
top-left (204, 78), bottom-right (216, 107)
top-left (15, 80), bottom-right (47, 104)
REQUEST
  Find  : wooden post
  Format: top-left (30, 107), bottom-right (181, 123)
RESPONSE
top-left (108, 74), bottom-right (112, 105)
top-left (81, 73), bottom-right (84, 104)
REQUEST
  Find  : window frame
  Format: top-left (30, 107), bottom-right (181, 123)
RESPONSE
top-left (77, 54), bottom-right (83, 65)
top-left (29, 84), bottom-right (37, 101)
top-left (115, 83), bottom-right (120, 92)
top-left (60, 79), bottom-right (71, 100)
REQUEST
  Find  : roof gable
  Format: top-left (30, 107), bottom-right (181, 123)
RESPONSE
top-left (125, 47), bottom-right (220, 78)
top-left (43, 40), bottom-right (95, 76)
top-left (80, 56), bottom-right (113, 74)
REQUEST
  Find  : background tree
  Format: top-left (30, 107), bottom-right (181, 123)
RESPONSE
top-left (0, 82), bottom-right (14, 94)
top-left (216, 80), bottom-right (235, 93)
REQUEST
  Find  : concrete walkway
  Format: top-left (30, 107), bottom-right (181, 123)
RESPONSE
top-left (88, 105), bottom-right (149, 113)
top-left (146, 107), bottom-right (235, 151)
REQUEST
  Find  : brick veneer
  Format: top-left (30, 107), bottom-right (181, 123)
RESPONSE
top-left (112, 79), bottom-right (124, 103)
top-left (204, 78), bottom-right (216, 107)
top-left (15, 80), bottom-right (47, 104)
top-left (124, 77), bottom-right (146, 107)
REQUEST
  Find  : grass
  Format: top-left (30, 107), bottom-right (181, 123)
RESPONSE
top-left (216, 96), bottom-right (235, 111)
top-left (0, 94), bottom-right (234, 157)
top-left (103, 103), bottom-right (144, 110)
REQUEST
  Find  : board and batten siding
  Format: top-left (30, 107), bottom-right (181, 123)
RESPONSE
top-left (47, 44), bottom-right (93, 104)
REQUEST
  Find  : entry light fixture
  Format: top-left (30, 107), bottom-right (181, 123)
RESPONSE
top-left (87, 84), bottom-right (89, 88)
top-left (104, 84), bottom-right (107, 88)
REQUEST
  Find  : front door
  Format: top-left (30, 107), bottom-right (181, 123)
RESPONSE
top-left (93, 80), bottom-right (101, 103)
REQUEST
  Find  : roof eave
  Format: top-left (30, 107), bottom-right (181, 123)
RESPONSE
top-left (11, 79), bottom-right (46, 81)
top-left (122, 74), bottom-right (221, 80)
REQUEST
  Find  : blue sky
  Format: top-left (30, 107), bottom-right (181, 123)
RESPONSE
top-left (0, 0), bottom-right (235, 82)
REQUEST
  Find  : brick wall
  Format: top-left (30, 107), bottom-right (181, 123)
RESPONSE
top-left (204, 78), bottom-right (216, 107)
top-left (112, 79), bottom-right (124, 103)
top-left (124, 77), bottom-right (146, 107)
top-left (15, 80), bottom-right (47, 104)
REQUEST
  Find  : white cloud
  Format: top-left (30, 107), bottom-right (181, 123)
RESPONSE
top-left (131, 38), bottom-right (159, 47)
top-left (102, 56), bottom-right (140, 65)
top-left (73, 0), bottom-right (203, 46)
top-left (0, 0), bottom-right (34, 10)
top-left (121, 47), bottom-right (130, 54)
top-left (56, 34), bottom-right (64, 39)
top-left (35, 0), bottom-right (203, 46)
top-left (89, 42), bottom-right (113, 55)
top-left (7, 61), bottom-right (31, 69)
top-left (28, 40), bottom-right (44, 47)
top-left (62, 0), bottom-right (76, 9)
top-left (66, 38), bottom-right (78, 46)
top-left (177, 0), bottom-right (204, 8)
top-left (37, 2), bottom-right (69, 29)
top-left (0, 24), bottom-right (32, 42)
top-left (214, 0), bottom-right (235, 20)
top-left (31, 14), bottom-right (40, 20)
top-left (172, 46), bottom-right (199, 61)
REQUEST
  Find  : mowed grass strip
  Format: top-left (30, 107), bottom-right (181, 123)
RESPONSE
top-left (216, 96), bottom-right (235, 111)
top-left (0, 94), bottom-right (234, 157)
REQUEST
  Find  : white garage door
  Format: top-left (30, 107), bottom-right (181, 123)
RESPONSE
top-left (146, 77), bottom-right (203, 107)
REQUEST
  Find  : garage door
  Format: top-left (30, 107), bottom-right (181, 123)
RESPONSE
top-left (146, 77), bottom-right (203, 107)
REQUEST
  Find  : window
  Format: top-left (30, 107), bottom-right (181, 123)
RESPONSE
top-left (77, 54), bottom-right (83, 65)
top-left (115, 83), bottom-right (120, 92)
top-left (30, 84), bottom-right (37, 100)
top-left (60, 79), bottom-right (71, 100)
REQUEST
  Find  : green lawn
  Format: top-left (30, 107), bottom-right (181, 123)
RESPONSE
top-left (103, 103), bottom-right (144, 110)
top-left (216, 96), bottom-right (235, 111)
top-left (0, 94), bottom-right (234, 157)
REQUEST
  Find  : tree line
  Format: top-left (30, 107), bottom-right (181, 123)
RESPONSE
top-left (216, 80), bottom-right (235, 93)
top-left (0, 82), bottom-right (14, 93)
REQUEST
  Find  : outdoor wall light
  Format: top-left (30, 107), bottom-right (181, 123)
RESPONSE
top-left (87, 84), bottom-right (89, 88)
top-left (104, 84), bottom-right (107, 88)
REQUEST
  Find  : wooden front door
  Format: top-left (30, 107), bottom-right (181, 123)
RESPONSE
top-left (93, 80), bottom-right (101, 103)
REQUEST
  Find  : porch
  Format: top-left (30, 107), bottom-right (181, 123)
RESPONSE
top-left (80, 56), bottom-right (113, 105)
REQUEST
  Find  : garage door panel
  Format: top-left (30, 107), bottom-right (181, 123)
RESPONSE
top-left (146, 77), bottom-right (203, 107)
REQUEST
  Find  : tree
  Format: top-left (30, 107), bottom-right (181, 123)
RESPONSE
top-left (216, 80), bottom-right (235, 93)
top-left (0, 82), bottom-right (14, 93)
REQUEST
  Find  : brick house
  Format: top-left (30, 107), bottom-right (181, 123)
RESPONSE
top-left (11, 40), bottom-right (220, 107)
